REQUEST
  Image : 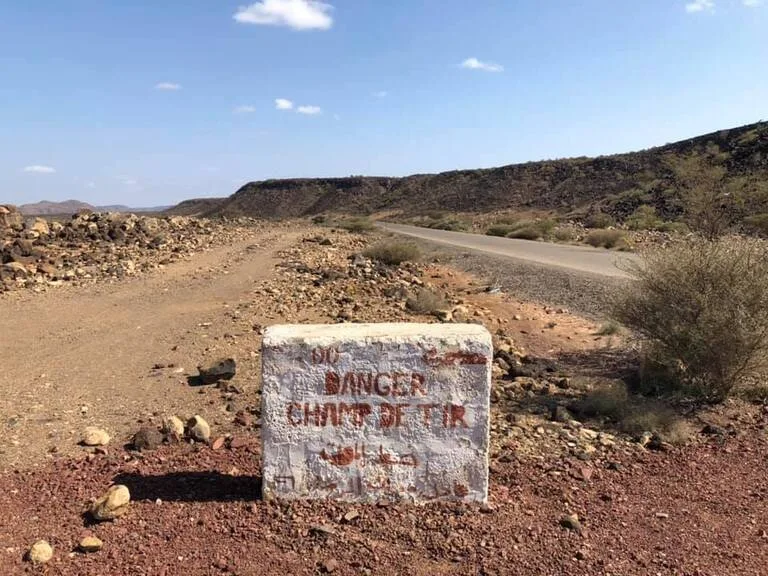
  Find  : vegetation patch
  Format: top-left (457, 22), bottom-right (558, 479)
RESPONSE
top-left (612, 237), bottom-right (768, 402)
top-left (585, 229), bottom-right (627, 249)
top-left (405, 288), bottom-right (447, 315)
top-left (363, 242), bottom-right (421, 266)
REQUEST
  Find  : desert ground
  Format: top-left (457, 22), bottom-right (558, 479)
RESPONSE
top-left (1, 216), bottom-right (766, 575)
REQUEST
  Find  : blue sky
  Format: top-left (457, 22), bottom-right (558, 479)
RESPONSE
top-left (1, 0), bottom-right (767, 206)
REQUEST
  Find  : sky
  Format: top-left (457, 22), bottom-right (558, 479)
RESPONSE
top-left (1, 0), bottom-right (767, 207)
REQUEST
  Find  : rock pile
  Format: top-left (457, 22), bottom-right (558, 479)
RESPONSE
top-left (0, 206), bottom-right (258, 293)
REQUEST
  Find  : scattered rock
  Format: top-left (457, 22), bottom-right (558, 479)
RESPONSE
top-left (161, 415), bottom-right (185, 440)
top-left (78, 536), bottom-right (103, 553)
top-left (322, 558), bottom-right (339, 573)
top-left (26, 540), bottom-right (53, 564)
top-left (131, 427), bottom-right (163, 451)
top-left (211, 436), bottom-right (226, 450)
top-left (89, 485), bottom-right (131, 521)
top-left (342, 510), bottom-right (360, 523)
top-left (186, 415), bottom-right (211, 443)
top-left (81, 427), bottom-right (110, 447)
top-left (197, 358), bottom-right (236, 385)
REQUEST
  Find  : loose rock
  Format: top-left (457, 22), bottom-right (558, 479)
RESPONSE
top-left (89, 484), bottom-right (131, 521)
top-left (81, 427), bottom-right (110, 447)
top-left (186, 415), bottom-right (211, 443)
top-left (78, 536), bottom-right (103, 553)
top-left (131, 427), bottom-right (163, 451)
top-left (26, 540), bottom-right (53, 564)
top-left (161, 415), bottom-right (185, 440)
top-left (197, 358), bottom-right (236, 385)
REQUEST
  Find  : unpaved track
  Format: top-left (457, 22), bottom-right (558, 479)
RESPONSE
top-left (0, 228), bottom-right (301, 469)
top-left (380, 223), bottom-right (638, 278)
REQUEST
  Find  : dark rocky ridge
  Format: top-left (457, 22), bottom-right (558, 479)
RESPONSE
top-left (174, 121), bottom-right (768, 221)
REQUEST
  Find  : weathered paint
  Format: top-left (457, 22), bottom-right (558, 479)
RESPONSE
top-left (261, 323), bottom-right (492, 503)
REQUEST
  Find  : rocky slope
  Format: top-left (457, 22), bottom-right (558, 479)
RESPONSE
top-left (187, 121), bottom-right (768, 222)
top-left (0, 204), bottom-right (257, 294)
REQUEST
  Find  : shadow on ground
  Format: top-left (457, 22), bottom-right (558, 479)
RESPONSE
top-left (113, 471), bottom-right (262, 502)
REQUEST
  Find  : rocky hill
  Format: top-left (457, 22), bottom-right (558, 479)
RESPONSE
top-left (192, 121), bottom-right (768, 222)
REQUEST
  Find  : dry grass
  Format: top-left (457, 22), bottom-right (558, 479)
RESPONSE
top-left (334, 217), bottom-right (375, 233)
top-left (572, 381), bottom-right (691, 444)
top-left (363, 242), bottom-right (421, 266)
top-left (613, 237), bottom-right (768, 402)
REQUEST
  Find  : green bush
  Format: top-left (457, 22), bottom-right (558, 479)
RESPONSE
top-left (506, 219), bottom-right (556, 241)
top-left (363, 242), bottom-right (421, 266)
top-left (311, 214), bottom-right (327, 224)
top-left (625, 205), bottom-right (663, 231)
top-left (584, 212), bottom-right (615, 229)
top-left (585, 229), bottom-right (626, 249)
top-left (612, 237), bottom-right (768, 402)
top-left (427, 218), bottom-right (468, 231)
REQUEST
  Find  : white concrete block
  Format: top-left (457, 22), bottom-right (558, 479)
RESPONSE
top-left (261, 323), bottom-right (492, 503)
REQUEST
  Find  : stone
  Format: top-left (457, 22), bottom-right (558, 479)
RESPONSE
top-left (186, 415), bottom-right (211, 443)
top-left (29, 218), bottom-right (50, 236)
top-left (560, 513), bottom-right (582, 533)
top-left (89, 485), bottom-right (131, 521)
top-left (131, 427), bottom-right (163, 451)
top-left (161, 415), bottom-right (185, 439)
top-left (261, 323), bottom-right (492, 503)
top-left (78, 536), bottom-right (103, 553)
top-left (81, 427), bottom-right (110, 447)
top-left (197, 358), bottom-right (236, 385)
top-left (26, 540), bottom-right (53, 564)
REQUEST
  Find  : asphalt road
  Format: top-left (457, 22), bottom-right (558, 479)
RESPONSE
top-left (379, 223), bottom-right (639, 278)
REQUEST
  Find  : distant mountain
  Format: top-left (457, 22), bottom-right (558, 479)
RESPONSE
top-left (18, 200), bottom-right (94, 215)
top-left (17, 200), bottom-right (171, 216)
top-left (180, 121), bottom-right (768, 224)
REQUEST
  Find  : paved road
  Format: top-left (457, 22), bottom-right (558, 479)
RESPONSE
top-left (379, 223), bottom-right (639, 278)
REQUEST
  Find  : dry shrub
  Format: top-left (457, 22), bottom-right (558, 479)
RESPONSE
top-left (584, 211), bottom-right (615, 229)
top-left (335, 217), bottom-right (374, 233)
top-left (506, 219), bottom-right (556, 241)
top-left (363, 242), bottom-right (421, 266)
top-left (585, 229), bottom-right (626, 249)
top-left (553, 227), bottom-right (577, 242)
top-left (486, 224), bottom-right (515, 237)
top-left (573, 381), bottom-right (690, 444)
top-left (406, 288), bottom-right (446, 315)
top-left (613, 237), bottom-right (768, 402)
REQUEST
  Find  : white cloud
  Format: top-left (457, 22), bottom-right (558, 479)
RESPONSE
top-left (373, 90), bottom-right (389, 98)
top-left (233, 0), bottom-right (333, 30)
top-left (155, 82), bottom-right (181, 91)
top-left (23, 165), bottom-right (56, 174)
top-left (275, 98), bottom-right (294, 110)
top-left (685, 0), bottom-right (715, 12)
top-left (297, 105), bottom-right (322, 115)
top-left (743, 0), bottom-right (762, 7)
top-left (234, 105), bottom-right (257, 113)
top-left (86, 181), bottom-right (96, 189)
top-left (460, 57), bottom-right (504, 73)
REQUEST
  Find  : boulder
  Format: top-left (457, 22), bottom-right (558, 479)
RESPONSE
top-left (89, 485), bottom-right (131, 521)
top-left (0, 205), bottom-right (23, 230)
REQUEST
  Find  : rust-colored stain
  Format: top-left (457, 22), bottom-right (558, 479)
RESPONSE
top-left (320, 446), bottom-right (356, 466)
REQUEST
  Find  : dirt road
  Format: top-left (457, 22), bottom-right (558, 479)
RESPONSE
top-left (0, 226), bottom-right (300, 469)
top-left (380, 223), bottom-right (638, 278)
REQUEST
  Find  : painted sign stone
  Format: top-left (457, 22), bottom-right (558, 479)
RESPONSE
top-left (261, 323), bottom-right (492, 503)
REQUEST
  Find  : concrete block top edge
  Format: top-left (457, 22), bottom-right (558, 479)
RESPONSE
top-left (263, 323), bottom-right (492, 345)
